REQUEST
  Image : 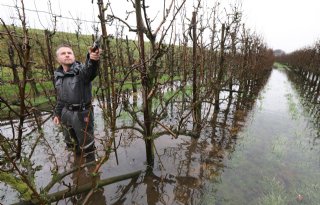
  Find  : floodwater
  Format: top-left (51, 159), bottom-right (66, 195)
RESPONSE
top-left (1, 68), bottom-right (320, 204)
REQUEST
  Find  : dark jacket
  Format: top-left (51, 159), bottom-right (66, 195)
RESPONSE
top-left (54, 55), bottom-right (99, 118)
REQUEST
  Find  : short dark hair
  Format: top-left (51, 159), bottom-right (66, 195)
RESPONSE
top-left (56, 43), bottom-right (73, 56)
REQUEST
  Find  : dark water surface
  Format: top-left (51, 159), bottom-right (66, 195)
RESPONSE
top-left (1, 68), bottom-right (319, 204)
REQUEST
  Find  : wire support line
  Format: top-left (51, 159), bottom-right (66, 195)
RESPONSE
top-left (1, 3), bottom-right (100, 24)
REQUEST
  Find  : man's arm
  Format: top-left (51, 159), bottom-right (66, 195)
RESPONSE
top-left (53, 100), bottom-right (64, 124)
top-left (83, 49), bottom-right (100, 82)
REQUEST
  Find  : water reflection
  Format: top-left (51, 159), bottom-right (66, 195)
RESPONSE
top-left (0, 68), bottom-right (273, 204)
top-left (209, 69), bottom-right (320, 204)
top-left (102, 69), bottom-right (320, 204)
top-left (286, 69), bottom-right (320, 146)
top-left (67, 155), bottom-right (106, 205)
top-left (2, 67), bottom-right (319, 204)
top-left (100, 71), bottom-right (272, 204)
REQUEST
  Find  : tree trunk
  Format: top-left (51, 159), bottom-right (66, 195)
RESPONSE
top-left (135, 0), bottom-right (154, 168)
top-left (191, 12), bottom-right (201, 134)
top-left (214, 23), bottom-right (226, 113)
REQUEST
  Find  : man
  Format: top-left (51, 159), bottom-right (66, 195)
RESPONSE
top-left (53, 44), bottom-right (100, 158)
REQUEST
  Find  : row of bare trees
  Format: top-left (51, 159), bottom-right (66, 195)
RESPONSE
top-left (0, 0), bottom-right (274, 203)
top-left (276, 40), bottom-right (320, 88)
top-left (277, 41), bottom-right (320, 144)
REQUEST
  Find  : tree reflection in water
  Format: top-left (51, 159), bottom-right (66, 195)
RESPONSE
top-left (101, 71), bottom-right (272, 205)
top-left (286, 69), bottom-right (320, 146)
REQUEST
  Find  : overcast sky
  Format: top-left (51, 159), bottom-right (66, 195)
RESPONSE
top-left (242, 0), bottom-right (320, 53)
top-left (1, 0), bottom-right (320, 53)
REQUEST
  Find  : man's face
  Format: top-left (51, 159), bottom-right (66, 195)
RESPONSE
top-left (56, 47), bottom-right (75, 66)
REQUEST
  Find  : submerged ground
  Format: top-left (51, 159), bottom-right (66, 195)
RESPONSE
top-left (1, 68), bottom-right (319, 204)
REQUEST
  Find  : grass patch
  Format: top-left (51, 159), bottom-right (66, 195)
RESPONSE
top-left (258, 177), bottom-right (288, 205)
top-left (285, 93), bottom-right (300, 120)
top-left (273, 62), bottom-right (290, 71)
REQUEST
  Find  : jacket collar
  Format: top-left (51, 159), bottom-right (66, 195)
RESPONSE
top-left (54, 61), bottom-right (81, 80)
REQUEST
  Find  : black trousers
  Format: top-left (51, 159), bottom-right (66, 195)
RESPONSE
top-left (60, 107), bottom-right (95, 154)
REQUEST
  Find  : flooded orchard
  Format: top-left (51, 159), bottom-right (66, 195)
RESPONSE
top-left (0, 1), bottom-right (278, 204)
top-left (2, 0), bottom-right (320, 204)
top-left (1, 68), bottom-right (319, 204)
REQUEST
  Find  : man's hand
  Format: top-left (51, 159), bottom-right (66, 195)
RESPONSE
top-left (53, 116), bottom-right (60, 125)
top-left (89, 48), bottom-right (101, 61)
